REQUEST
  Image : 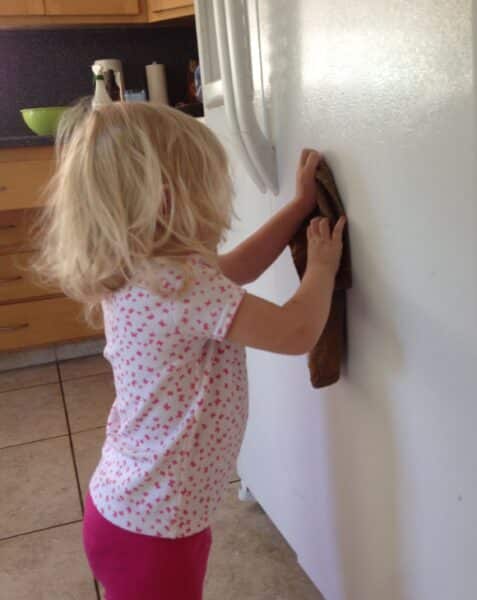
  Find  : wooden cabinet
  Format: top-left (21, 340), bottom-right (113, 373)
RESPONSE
top-left (0, 0), bottom-right (193, 25)
top-left (0, 210), bottom-right (39, 255)
top-left (0, 146), bottom-right (101, 351)
top-left (148, 0), bottom-right (193, 22)
top-left (0, 0), bottom-right (148, 25)
top-left (150, 0), bottom-right (192, 10)
top-left (0, 152), bottom-right (54, 211)
top-left (0, 252), bottom-right (59, 303)
top-left (0, 1), bottom-right (44, 16)
top-left (0, 297), bottom-right (100, 352)
top-left (44, 0), bottom-right (140, 16)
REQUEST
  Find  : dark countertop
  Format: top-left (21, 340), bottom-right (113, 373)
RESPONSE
top-left (0, 136), bottom-right (55, 149)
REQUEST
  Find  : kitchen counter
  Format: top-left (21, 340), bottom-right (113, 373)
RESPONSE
top-left (0, 136), bottom-right (54, 149)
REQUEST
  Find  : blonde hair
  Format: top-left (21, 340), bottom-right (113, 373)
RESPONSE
top-left (33, 101), bottom-right (233, 326)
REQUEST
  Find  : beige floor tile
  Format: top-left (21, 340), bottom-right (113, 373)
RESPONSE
top-left (0, 437), bottom-right (82, 539)
top-left (60, 354), bottom-right (111, 382)
top-left (63, 373), bottom-right (115, 433)
top-left (0, 522), bottom-right (96, 600)
top-left (0, 363), bottom-right (58, 393)
top-left (205, 483), bottom-right (323, 600)
top-left (0, 383), bottom-right (66, 449)
top-left (72, 428), bottom-right (106, 503)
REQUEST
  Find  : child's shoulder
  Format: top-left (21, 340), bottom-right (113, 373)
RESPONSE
top-left (187, 254), bottom-right (224, 280)
top-left (162, 254), bottom-right (222, 287)
top-left (105, 255), bottom-right (225, 305)
top-left (103, 255), bottom-right (244, 342)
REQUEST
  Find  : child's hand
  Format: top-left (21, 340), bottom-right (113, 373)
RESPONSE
top-left (226, 212), bottom-right (348, 355)
top-left (307, 216), bottom-right (346, 275)
top-left (295, 149), bottom-right (322, 214)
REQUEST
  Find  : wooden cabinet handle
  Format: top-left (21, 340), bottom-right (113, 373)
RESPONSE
top-left (0, 186), bottom-right (7, 192)
top-left (0, 323), bottom-right (29, 332)
top-left (0, 224), bottom-right (16, 230)
top-left (0, 276), bottom-right (23, 284)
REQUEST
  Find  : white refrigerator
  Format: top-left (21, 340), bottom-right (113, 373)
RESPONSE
top-left (194, 2), bottom-right (477, 600)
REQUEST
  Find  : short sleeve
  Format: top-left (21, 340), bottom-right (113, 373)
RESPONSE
top-left (172, 258), bottom-right (245, 341)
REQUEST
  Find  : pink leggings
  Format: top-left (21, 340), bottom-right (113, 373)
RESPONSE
top-left (82, 491), bottom-right (212, 600)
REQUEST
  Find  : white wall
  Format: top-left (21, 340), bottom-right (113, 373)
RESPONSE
top-left (231, 1), bottom-right (477, 599)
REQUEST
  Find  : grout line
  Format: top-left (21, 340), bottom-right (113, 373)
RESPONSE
top-left (93, 578), bottom-right (101, 600)
top-left (0, 433), bottom-right (69, 452)
top-left (0, 519), bottom-right (83, 542)
top-left (0, 378), bottom-right (60, 396)
top-left (0, 365), bottom-right (111, 397)
top-left (60, 370), bottom-right (112, 385)
top-left (0, 425), bottom-right (106, 452)
top-left (72, 425), bottom-right (106, 436)
top-left (55, 361), bottom-right (86, 516)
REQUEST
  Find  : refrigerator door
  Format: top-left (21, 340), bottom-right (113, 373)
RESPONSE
top-left (198, 2), bottom-right (477, 600)
top-left (195, 0), bottom-right (278, 193)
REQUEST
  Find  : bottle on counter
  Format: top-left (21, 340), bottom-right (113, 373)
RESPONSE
top-left (104, 69), bottom-right (121, 102)
top-left (174, 58), bottom-right (204, 117)
top-left (186, 59), bottom-right (199, 103)
top-left (194, 64), bottom-right (202, 103)
top-left (92, 64), bottom-right (113, 109)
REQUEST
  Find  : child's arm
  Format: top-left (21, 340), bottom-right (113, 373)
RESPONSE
top-left (226, 215), bottom-right (346, 354)
top-left (219, 149), bottom-right (321, 285)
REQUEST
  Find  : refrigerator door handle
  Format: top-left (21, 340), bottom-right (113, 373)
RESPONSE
top-left (195, 0), bottom-right (224, 109)
top-left (195, 0), bottom-right (267, 193)
top-left (224, 0), bottom-right (279, 195)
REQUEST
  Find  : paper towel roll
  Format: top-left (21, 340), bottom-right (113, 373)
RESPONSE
top-left (146, 63), bottom-right (169, 105)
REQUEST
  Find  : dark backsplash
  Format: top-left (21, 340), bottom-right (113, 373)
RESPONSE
top-left (0, 25), bottom-right (198, 138)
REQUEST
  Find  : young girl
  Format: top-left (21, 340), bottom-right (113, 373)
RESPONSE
top-left (35, 102), bottom-right (345, 600)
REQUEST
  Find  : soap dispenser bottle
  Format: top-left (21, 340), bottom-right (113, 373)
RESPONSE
top-left (92, 64), bottom-right (113, 109)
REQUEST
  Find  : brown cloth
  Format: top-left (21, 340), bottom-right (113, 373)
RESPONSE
top-left (289, 158), bottom-right (352, 388)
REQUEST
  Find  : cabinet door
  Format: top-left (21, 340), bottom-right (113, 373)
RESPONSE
top-left (0, 157), bottom-right (54, 211)
top-left (0, 297), bottom-right (101, 351)
top-left (0, 252), bottom-right (60, 303)
top-left (0, 210), bottom-right (40, 255)
top-left (44, 0), bottom-right (140, 15)
top-left (0, 1), bottom-right (44, 15)
top-left (150, 0), bottom-right (191, 11)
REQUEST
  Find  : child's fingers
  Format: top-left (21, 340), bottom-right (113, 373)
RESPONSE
top-left (300, 149), bottom-right (321, 172)
top-left (307, 217), bottom-right (322, 240)
top-left (304, 150), bottom-right (321, 173)
top-left (332, 216), bottom-right (347, 241)
top-left (307, 217), bottom-right (321, 230)
top-left (300, 148), bottom-right (314, 166)
top-left (318, 217), bottom-right (331, 240)
top-left (306, 222), bottom-right (313, 241)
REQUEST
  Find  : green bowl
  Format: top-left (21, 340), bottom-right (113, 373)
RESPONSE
top-left (20, 106), bottom-right (68, 136)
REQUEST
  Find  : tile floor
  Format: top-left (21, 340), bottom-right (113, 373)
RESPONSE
top-left (0, 354), bottom-right (323, 600)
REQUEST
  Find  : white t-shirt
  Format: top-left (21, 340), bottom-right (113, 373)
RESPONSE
top-left (89, 255), bottom-right (248, 538)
